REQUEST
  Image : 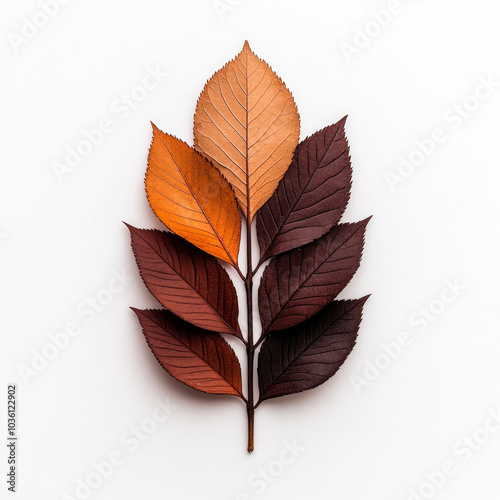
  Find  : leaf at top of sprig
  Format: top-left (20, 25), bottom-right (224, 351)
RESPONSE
top-left (146, 124), bottom-right (241, 268)
top-left (257, 297), bottom-right (368, 403)
top-left (133, 308), bottom-right (243, 398)
top-left (256, 117), bottom-right (352, 261)
top-left (259, 219), bottom-right (370, 333)
top-left (194, 41), bottom-right (300, 221)
top-left (127, 225), bottom-right (242, 339)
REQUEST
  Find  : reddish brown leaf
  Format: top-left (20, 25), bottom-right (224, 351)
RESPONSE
top-left (127, 224), bottom-right (242, 339)
top-left (256, 117), bottom-right (351, 261)
top-left (258, 298), bottom-right (368, 402)
top-left (259, 219), bottom-right (370, 333)
top-left (133, 308), bottom-right (243, 397)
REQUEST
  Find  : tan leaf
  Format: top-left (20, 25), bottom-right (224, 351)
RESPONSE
top-left (194, 41), bottom-right (300, 221)
top-left (146, 124), bottom-right (241, 268)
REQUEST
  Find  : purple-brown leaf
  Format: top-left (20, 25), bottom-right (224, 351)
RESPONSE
top-left (133, 308), bottom-right (243, 397)
top-left (127, 224), bottom-right (242, 339)
top-left (256, 117), bottom-right (351, 261)
top-left (259, 219), bottom-right (369, 333)
top-left (257, 297), bottom-right (368, 402)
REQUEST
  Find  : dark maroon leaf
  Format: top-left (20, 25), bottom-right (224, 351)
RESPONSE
top-left (127, 224), bottom-right (242, 339)
top-left (257, 297), bottom-right (368, 402)
top-left (133, 308), bottom-right (243, 397)
top-left (256, 117), bottom-right (351, 261)
top-left (259, 219), bottom-right (370, 333)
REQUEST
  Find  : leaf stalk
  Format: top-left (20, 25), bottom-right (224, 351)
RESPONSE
top-left (245, 217), bottom-right (255, 453)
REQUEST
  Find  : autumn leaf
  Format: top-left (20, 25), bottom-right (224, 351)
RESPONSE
top-left (146, 124), bottom-right (241, 268)
top-left (128, 42), bottom-right (371, 452)
top-left (127, 225), bottom-right (242, 339)
top-left (257, 298), bottom-right (368, 402)
top-left (259, 219), bottom-right (370, 333)
top-left (194, 41), bottom-right (300, 221)
top-left (133, 308), bottom-right (243, 397)
top-left (256, 117), bottom-right (352, 261)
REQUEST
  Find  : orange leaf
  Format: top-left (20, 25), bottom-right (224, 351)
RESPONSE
top-left (146, 124), bottom-right (241, 268)
top-left (194, 41), bottom-right (300, 221)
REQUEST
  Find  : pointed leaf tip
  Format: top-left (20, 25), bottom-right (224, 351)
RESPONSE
top-left (359, 294), bottom-right (371, 306)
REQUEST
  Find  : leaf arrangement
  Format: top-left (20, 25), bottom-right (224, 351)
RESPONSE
top-left (126, 42), bottom-right (370, 452)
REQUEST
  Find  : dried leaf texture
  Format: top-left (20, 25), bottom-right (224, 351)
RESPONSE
top-left (194, 41), bottom-right (300, 221)
top-left (259, 219), bottom-right (370, 333)
top-left (133, 308), bottom-right (243, 397)
top-left (127, 42), bottom-right (372, 451)
top-left (146, 124), bottom-right (241, 267)
top-left (258, 298), bottom-right (368, 402)
top-left (127, 225), bottom-right (242, 338)
top-left (257, 118), bottom-right (351, 260)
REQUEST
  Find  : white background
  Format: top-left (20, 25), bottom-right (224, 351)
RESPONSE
top-left (1, 0), bottom-right (500, 499)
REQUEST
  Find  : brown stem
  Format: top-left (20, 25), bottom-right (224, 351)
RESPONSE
top-left (245, 217), bottom-right (255, 453)
top-left (247, 398), bottom-right (254, 452)
top-left (253, 256), bottom-right (266, 276)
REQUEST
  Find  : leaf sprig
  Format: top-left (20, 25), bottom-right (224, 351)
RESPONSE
top-left (126, 41), bottom-right (370, 452)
